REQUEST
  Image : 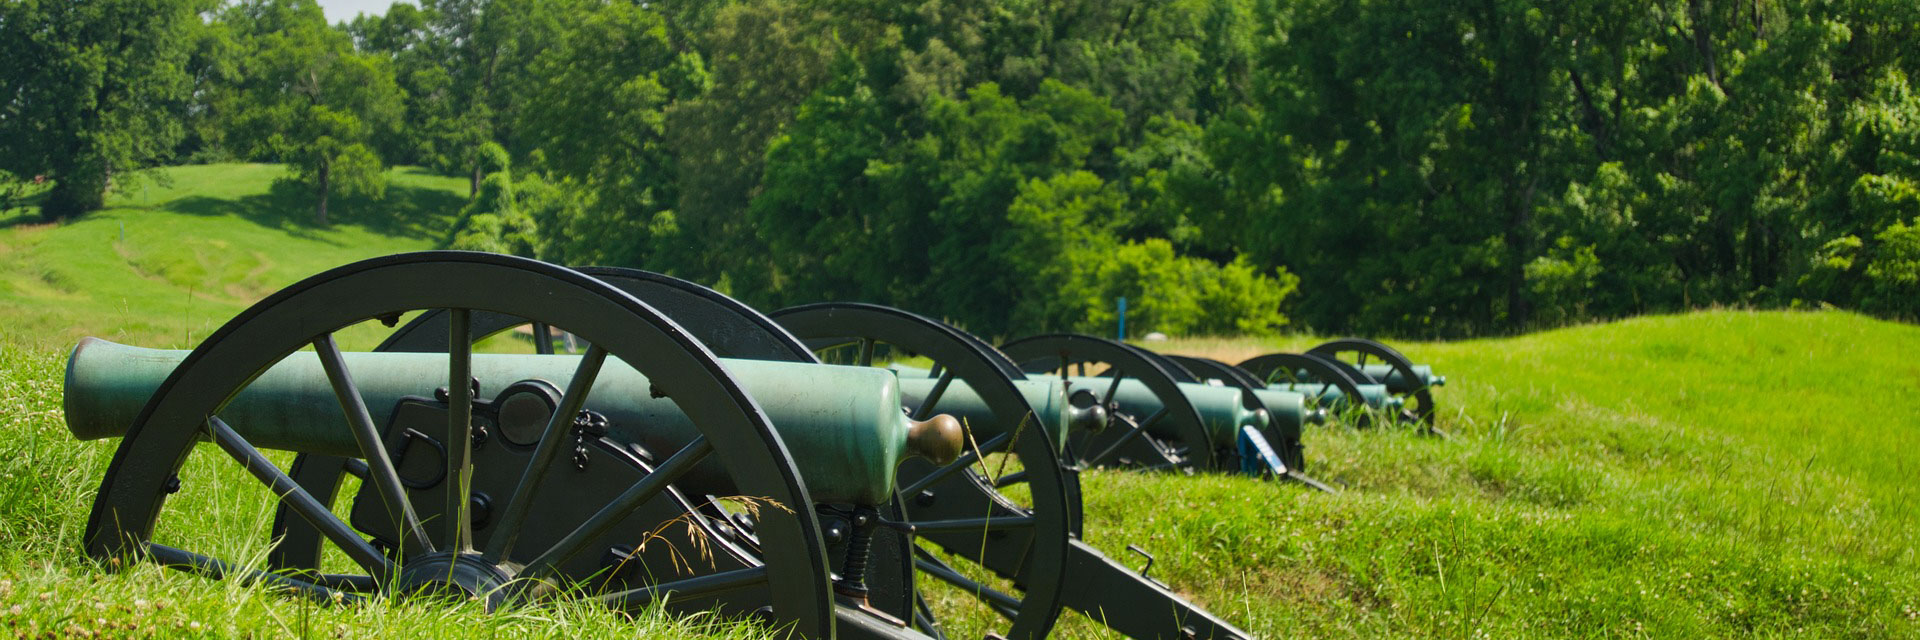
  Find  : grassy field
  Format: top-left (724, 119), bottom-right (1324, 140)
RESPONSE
top-left (2, 166), bottom-right (1918, 637)
top-left (1114, 314), bottom-right (1920, 637)
top-left (0, 163), bottom-right (466, 351)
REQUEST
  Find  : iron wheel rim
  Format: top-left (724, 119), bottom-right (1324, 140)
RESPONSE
top-left (774, 302), bottom-right (1073, 640)
top-left (85, 252), bottom-right (835, 637)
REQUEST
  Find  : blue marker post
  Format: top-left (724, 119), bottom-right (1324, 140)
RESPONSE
top-left (1116, 296), bottom-right (1127, 341)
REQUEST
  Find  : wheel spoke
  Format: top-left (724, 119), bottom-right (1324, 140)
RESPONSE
top-left (446, 309), bottom-right (474, 551)
top-left (267, 567), bottom-right (382, 592)
top-left (898, 432), bottom-right (1012, 498)
top-left (147, 543), bottom-right (363, 603)
top-left (531, 321), bottom-right (554, 355)
top-left (312, 333), bottom-right (432, 554)
top-left (913, 547), bottom-right (1022, 618)
top-left (911, 370), bottom-right (956, 421)
top-left (1101, 369), bottom-right (1125, 404)
top-left (207, 416), bottom-right (395, 578)
top-left (913, 595), bottom-right (950, 640)
top-left (519, 436), bottom-right (713, 584)
top-left (1085, 407), bottom-right (1166, 467)
top-left (596, 564), bottom-right (769, 608)
top-left (908, 515), bottom-right (1035, 535)
top-left (483, 344), bottom-right (609, 561)
top-left (857, 338), bottom-right (876, 367)
top-left (301, 573), bottom-right (380, 592)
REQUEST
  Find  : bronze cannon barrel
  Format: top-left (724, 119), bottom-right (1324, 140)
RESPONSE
top-left (1356, 363), bottom-right (1446, 391)
top-left (65, 338), bottom-right (960, 505)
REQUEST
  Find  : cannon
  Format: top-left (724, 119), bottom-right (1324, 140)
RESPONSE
top-left (1219, 352), bottom-right (1403, 417)
top-left (770, 303), bottom-right (1257, 639)
top-left (993, 334), bottom-right (1341, 486)
top-left (67, 341), bottom-right (961, 506)
top-left (63, 253), bottom-right (988, 639)
top-left (237, 267), bottom-right (1255, 639)
top-left (886, 370), bottom-right (1329, 476)
top-left (771, 301), bottom-right (1267, 634)
top-left (1238, 339), bottom-right (1448, 435)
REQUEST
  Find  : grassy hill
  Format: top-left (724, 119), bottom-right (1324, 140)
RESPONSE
top-left (0, 163), bottom-right (466, 350)
top-left (1, 167), bottom-right (1917, 637)
top-left (1118, 313), bottom-right (1920, 637)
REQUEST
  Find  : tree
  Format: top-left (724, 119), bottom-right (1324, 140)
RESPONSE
top-left (221, 0), bottom-right (403, 225)
top-left (519, 0), bottom-right (706, 267)
top-left (0, 0), bottom-right (205, 220)
top-left (665, 0), bottom-right (839, 283)
top-left (446, 142), bottom-right (542, 256)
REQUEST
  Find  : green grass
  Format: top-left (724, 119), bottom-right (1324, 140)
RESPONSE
top-left (0, 163), bottom-right (466, 351)
top-left (1108, 312), bottom-right (1920, 638)
top-left (2, 169), bottom-right (1918, 637)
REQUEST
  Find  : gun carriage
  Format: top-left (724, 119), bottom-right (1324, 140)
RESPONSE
top-left (67, 253), bottom-right (958, 639)
top-left (61, 253), bottom-right (1296, 640)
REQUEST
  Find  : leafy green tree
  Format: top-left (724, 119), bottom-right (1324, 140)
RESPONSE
top-left (221, 0), bottom-right (403, 225)
top-left (666, 0), bottom-right (839, 282)
top-left (1001, 171), bottom-right (1296, 335)
top-left (1863, 218), bottom-right (1920, 316)
top-left (518, 0), bottom-right (707, 268)
top-left (345, 2), bottom-right (433, 166)
top-left (378, 0), bottom-right (1920, 334)
top-left (1208, 0), bottom-right (1570, 335)
top-left (404, 0), bottom-right (574, 195)
top-left (0, 0), bottom-right (206, 220)
top-left (755, 79), bottom-right (1127, 333)
top-left (446, 142), bottom-right (542, 256)
top-left (756, 75), bottom-right (1293, 336)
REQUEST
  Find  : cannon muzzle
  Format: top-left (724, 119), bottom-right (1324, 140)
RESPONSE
top-left (893, 374), bottom-right (1075, 452)
top-left (1249, 387), bottom-right (1316, 433)
top-left (66, 338), bottom-right (961, 505)
top-left (1356, 363), bottom-right (1445, 391)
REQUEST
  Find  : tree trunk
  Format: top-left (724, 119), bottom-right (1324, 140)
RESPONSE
top-left (1689, 0), bottom-right (1722, 88)
top-left (42, 165), bottom-right (109, 222)
top-left (471, 164), bottom-right (483, 202)
top-left (1506, 179), bottom-right (1537, 329)
top-left (316, 158), bottom-right (331, 226)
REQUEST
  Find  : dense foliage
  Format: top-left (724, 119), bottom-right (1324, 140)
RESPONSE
top-left (5, 0), bottom-right (1918, 336)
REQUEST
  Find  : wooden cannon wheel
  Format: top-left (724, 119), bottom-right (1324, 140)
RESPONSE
top-left (1235, 351), bottom-right (1388, 428)
top-left (1161, 354), bottom-right (1332, 489)
top-left (773, 302), bottom-right (1075, 640)
top-left (1308, 338), bottom-right (1438, 430)
top-left (278, 267), bottom-right (1011, 639)
top-left (85, 253), bottom-right (837, 638)
top-left (999, 334), bottom-right (1218, 472)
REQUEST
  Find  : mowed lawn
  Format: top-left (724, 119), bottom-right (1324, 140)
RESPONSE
top-left (1114, 312), bottom-right (1920, 638)
top-left (0, 163), bottom-right (466, 351)
top-left (1, 166), bottom-right (1917, 637)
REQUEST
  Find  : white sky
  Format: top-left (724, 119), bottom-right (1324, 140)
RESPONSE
top-left (315, 0), bottom-right (415, 24)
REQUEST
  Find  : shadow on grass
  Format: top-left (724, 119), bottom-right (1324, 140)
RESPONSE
top-left (166, 174), bottom-right (465, 244)
top-left (0, 187), bottom-right (50, 229)
top-left (0, 211), bottom-right (45, 229)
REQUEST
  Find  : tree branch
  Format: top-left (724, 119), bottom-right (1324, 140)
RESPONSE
top-left (1568, 69), bottom-right (1612, 157)
top-left (1688, 0), bottom-right (1722, 89)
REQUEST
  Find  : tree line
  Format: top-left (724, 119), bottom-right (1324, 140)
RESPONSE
top-left (3, 0), bottom-right (1917, 337)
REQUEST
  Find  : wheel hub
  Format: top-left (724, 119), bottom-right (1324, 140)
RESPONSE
top-left (392, 551), bottom-right (514, 610)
